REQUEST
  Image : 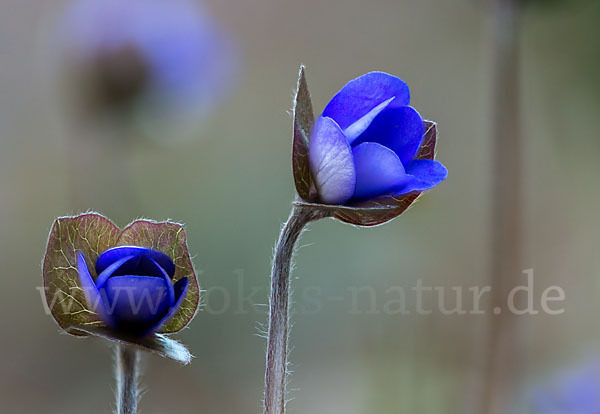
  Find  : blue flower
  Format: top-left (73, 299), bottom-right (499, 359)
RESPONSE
top-left (530, 359), bottom-right (600, 413)
top-left (308, 72), bottom-right (447, 205)
top-left (77, 246), bottom-right (189, 337)
top-left (59, 0), bottom-right (237, 133)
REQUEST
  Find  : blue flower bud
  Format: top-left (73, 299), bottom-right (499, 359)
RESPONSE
top-left (42, 214), bottom-right (200, 360)
top-left (291, 67), bottom-right (447, 226)
top-left (77, 246), bottom-right (189, 337)
top-left (308, 72), bottom-right (447, 205)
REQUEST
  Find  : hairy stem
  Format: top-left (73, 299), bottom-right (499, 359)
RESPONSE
top-left (115, 345), bottom-right (140, 414)
top-left (481, 0), bottom-right (522, 413)
top-left (263, 205), bottom-right (328, 414)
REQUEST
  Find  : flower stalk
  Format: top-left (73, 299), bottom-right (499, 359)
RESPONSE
top-left (115, 345), bottom-right (140, 414)
top-left (42, 213), bottom-right (200, 412)
top-left (262, 67), bottom-right (446, 413)
top-left (263, 205), bottom-right (329, 414)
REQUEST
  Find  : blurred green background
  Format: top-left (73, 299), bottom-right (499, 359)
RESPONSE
top-left (1, 0), bottom-right (600, 412)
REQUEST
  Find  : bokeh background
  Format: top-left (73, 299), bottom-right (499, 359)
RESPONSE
top-left (1, 0), bottom-right (600, 412)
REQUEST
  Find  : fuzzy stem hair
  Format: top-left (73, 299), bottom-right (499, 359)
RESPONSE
top-left (263, 205), bottom-right (328, 414)
top-left (115, 345), bottom-right (140, 414)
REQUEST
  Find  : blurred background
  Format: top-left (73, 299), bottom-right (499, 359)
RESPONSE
top-left (1, 0), bottom-right (599, 412)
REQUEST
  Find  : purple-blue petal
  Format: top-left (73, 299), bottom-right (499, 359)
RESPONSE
top-left (322, 72), bottom-right (410, 130)
top-left (95, 255), bottom-right (136, 290)
top-left (149, 277), bottom-right (189, 335)
top-left (76, 252), bottom-right (113, 326)
top-left (96, 246), bottom-right (175, 277)
top-left (308, 116), bottom-right (356, 205)
top-left (150, 258), bottom-right (176, 306)
top-left (343, 97), bottom-right (395, 144)
top-left (351, 142), bottom-right (411, 200)
top-left (109, 254), bottom-right (166, 278)
top-left (352, 106), bottom-right (424, 165)
top-left (102, 275), bottom-right (171, 335)
top-left (397, 159), bottom-right (448, 194)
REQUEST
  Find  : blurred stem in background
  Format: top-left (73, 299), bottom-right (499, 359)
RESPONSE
top-left (481, 0), bottom-right (523, 412)
top-left (66, 120), bottom-right (140, 223)
top-left (115, 345), bottom-right (140, 414)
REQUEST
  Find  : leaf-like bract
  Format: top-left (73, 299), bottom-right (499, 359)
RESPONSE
top-left (292, 65), bottom-right (316, 201)
top-left (43, 213), bottom-right (121, 335)
top-left (78, 327), bottom-right (193, 364)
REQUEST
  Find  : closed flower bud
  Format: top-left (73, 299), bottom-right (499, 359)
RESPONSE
top-left (77, 246), bottom-right (189, 337)
top-left (42, 213), bottom-right (200, 363)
